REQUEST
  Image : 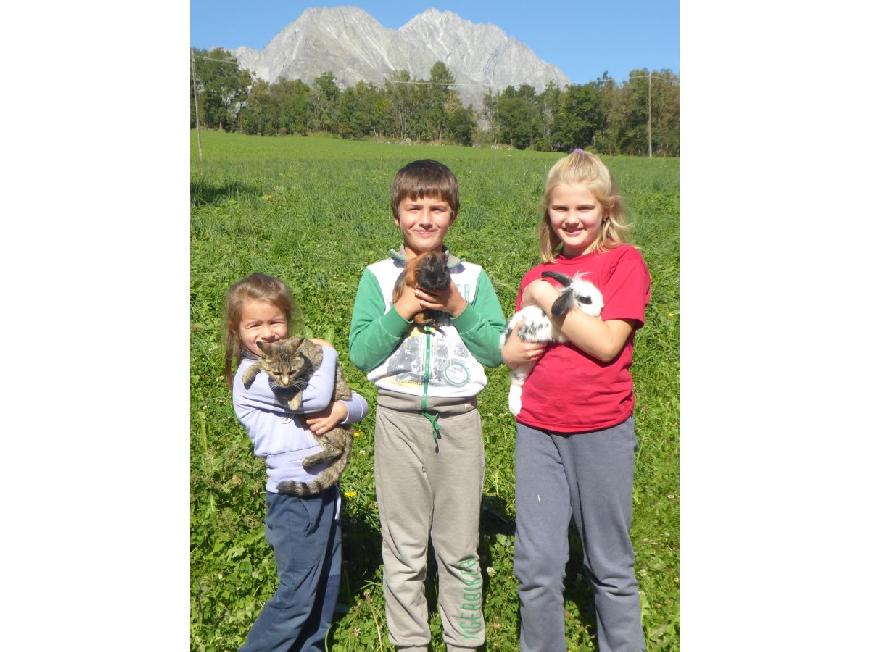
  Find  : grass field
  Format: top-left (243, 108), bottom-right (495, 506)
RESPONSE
top-left (190, 130), bottom-right (679, 651)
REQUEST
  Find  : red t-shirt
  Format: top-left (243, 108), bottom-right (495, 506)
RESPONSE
top-left (514, 244), bottom-right (651, 433)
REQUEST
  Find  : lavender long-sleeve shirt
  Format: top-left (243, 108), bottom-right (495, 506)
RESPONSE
top-left (232, 346), bottom-right (369, 493)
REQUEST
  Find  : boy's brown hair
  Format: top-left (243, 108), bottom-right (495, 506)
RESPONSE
top-left (390, 159), bottom-right (460, 219)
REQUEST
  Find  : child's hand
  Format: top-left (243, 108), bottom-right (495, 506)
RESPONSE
top-left (521, 279), bottom-right (559, 312)
top-left (393, 283), bottom-right (425, 320)
top-left (304, 401), bottom-right (349, 436)
top-left (416, 281), bottom-right (468, 317)
top-left (500, 319), bottom-right (548, 369)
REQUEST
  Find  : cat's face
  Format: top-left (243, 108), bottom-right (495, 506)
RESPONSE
top-left (257, 338), bottom-right (310, 388)
top-left (238, 299), bottom-right (288, 356)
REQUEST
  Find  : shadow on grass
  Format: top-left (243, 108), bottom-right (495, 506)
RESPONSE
top-left (335, 510), bottom-right (384, 618)
top-left (478, 493), bottom-right (515, 652)
top-left (332, 494), bottom-right (518, 650)
top-left (191, 178), bottom-right (259, 206)
top-left (329, 495), bottom-right (602, 650)
top-left (565, 529), bottom-right (601, 648)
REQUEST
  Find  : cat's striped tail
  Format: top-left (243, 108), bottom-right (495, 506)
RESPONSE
top-left (275, 439), bottom-right (353, 497)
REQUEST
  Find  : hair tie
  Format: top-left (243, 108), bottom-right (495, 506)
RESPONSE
top-left (572, 148), bottom-right (585, 155)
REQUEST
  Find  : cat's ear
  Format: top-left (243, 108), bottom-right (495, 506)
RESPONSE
top-left (551, 289), bottom-right (575, 318)
top-left (541, 270), bottom-right (572, 287)
top-left (284, 336), bottom-right (303, 352)
top-left (256, 340), bottom-right (271, 354)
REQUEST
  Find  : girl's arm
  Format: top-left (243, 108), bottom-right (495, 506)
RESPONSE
top-left (341, 391), bottom-right (369, 424)
top-left (295, 345), bottom-right (338, 413)
top-left (522, 280), bottom-right (634, 363)
top-left (304, 391), bottom-right (370, 436)
top-left (500, 321), bottom-right (548, 369)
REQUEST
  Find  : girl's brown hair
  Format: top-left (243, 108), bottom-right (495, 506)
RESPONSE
top-left (223, 273), bottom-right (298, 388)
top-left (538, 150), bottom-right (629, 262)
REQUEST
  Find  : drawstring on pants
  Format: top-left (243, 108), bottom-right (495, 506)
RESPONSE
top-left (420, 326), bottom-right (441, 450)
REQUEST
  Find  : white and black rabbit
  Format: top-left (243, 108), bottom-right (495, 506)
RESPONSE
top-left (500, 271), bottom-right (604, 416)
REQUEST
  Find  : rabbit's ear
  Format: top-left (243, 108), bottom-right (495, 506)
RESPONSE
top-left (541, 270), bottom-right (572, 287)
top-left (551, 289), bottom-right (575, 318)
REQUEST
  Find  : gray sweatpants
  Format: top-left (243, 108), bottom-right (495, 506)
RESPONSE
top-left (374, 390), bottom-right (485, 652)
top-left (514, 418), bottom-right (645, 652)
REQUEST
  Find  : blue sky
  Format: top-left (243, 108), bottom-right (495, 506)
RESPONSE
top-left (190, 0), bottom-right (679, 85)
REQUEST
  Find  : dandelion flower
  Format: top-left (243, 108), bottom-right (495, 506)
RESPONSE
top-left (344, 490), bottom-right (357, 498)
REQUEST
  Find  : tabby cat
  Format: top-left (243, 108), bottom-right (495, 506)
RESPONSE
top-left (242, 337), bottom-right (354, 496)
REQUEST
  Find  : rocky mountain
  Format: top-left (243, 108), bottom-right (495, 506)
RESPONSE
top-left (233, 6), bottom-right (570, 107)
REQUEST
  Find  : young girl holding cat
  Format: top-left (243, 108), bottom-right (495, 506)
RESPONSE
top-left (500, 150), bottom-right (651, 652)
top-left (224, 272), bottom-right (369, 652)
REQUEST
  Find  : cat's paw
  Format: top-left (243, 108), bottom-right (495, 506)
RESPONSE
top-left (241, 368), bottom-right (259, 388)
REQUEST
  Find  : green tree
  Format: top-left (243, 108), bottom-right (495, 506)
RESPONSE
top-left (190, 48), bottom-right (252, 131)
top-left (594, 69), bottom-right (649, 155)
top-left (496, 84), bottom-right (541, 149)
top-left (310, 72), bottom-right (340, 133)
top-left (385, 70), bottom-right (414, 140)
top-left (426, 62), bottom-right (455, 141)
top-left (371, 90), bottom-right (392, 138)
top-left (650, 69), bottom-right (680, 156)
top-left (238, 79), bottom-right (274, 135)
top-left (444, 95), bottom-right (476, 146)
top-left (553, 83), bottom-right (603, 151)
top-left (336, 81), bottom-right (384, 138)
top-left (480, 90), bottom-right (500, 145)
top-left (536, 81), bottom-right (563, 151)
top-left (272, 77), bottom-right (312, 134)
top-left (407, 80), bottom-right (432, 140)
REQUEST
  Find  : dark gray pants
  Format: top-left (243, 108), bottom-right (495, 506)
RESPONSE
top-left (514, 418), bottom-right (644, 652)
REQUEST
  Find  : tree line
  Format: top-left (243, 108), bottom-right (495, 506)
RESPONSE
top-left (191, 48), bottom-right (679, 156)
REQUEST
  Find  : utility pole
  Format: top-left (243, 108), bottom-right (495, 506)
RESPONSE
top-left (647, 70), bottom-right (652, 158)
top-left (630, 70), bottom-right (679, 158)
top-left (190, 49), bottom-right (203, 164)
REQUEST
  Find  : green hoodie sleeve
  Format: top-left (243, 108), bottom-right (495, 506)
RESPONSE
top-left (348, 268), bottom-right (412, 372)
top-left (451, 269), bottom-right (506, 368)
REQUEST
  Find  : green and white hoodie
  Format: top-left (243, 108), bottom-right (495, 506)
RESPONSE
top-left (349, 249), bottom-right (506, 398)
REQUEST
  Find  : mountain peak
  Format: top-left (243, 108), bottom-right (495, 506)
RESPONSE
top-left (300, 5), bottom-right (371, 18)
top-left (417, 8), bottom-right (461, 21)
top-left (234, 6), bottom-right (569, 107)
top-left (402, 8), bottom-right (476, 31)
